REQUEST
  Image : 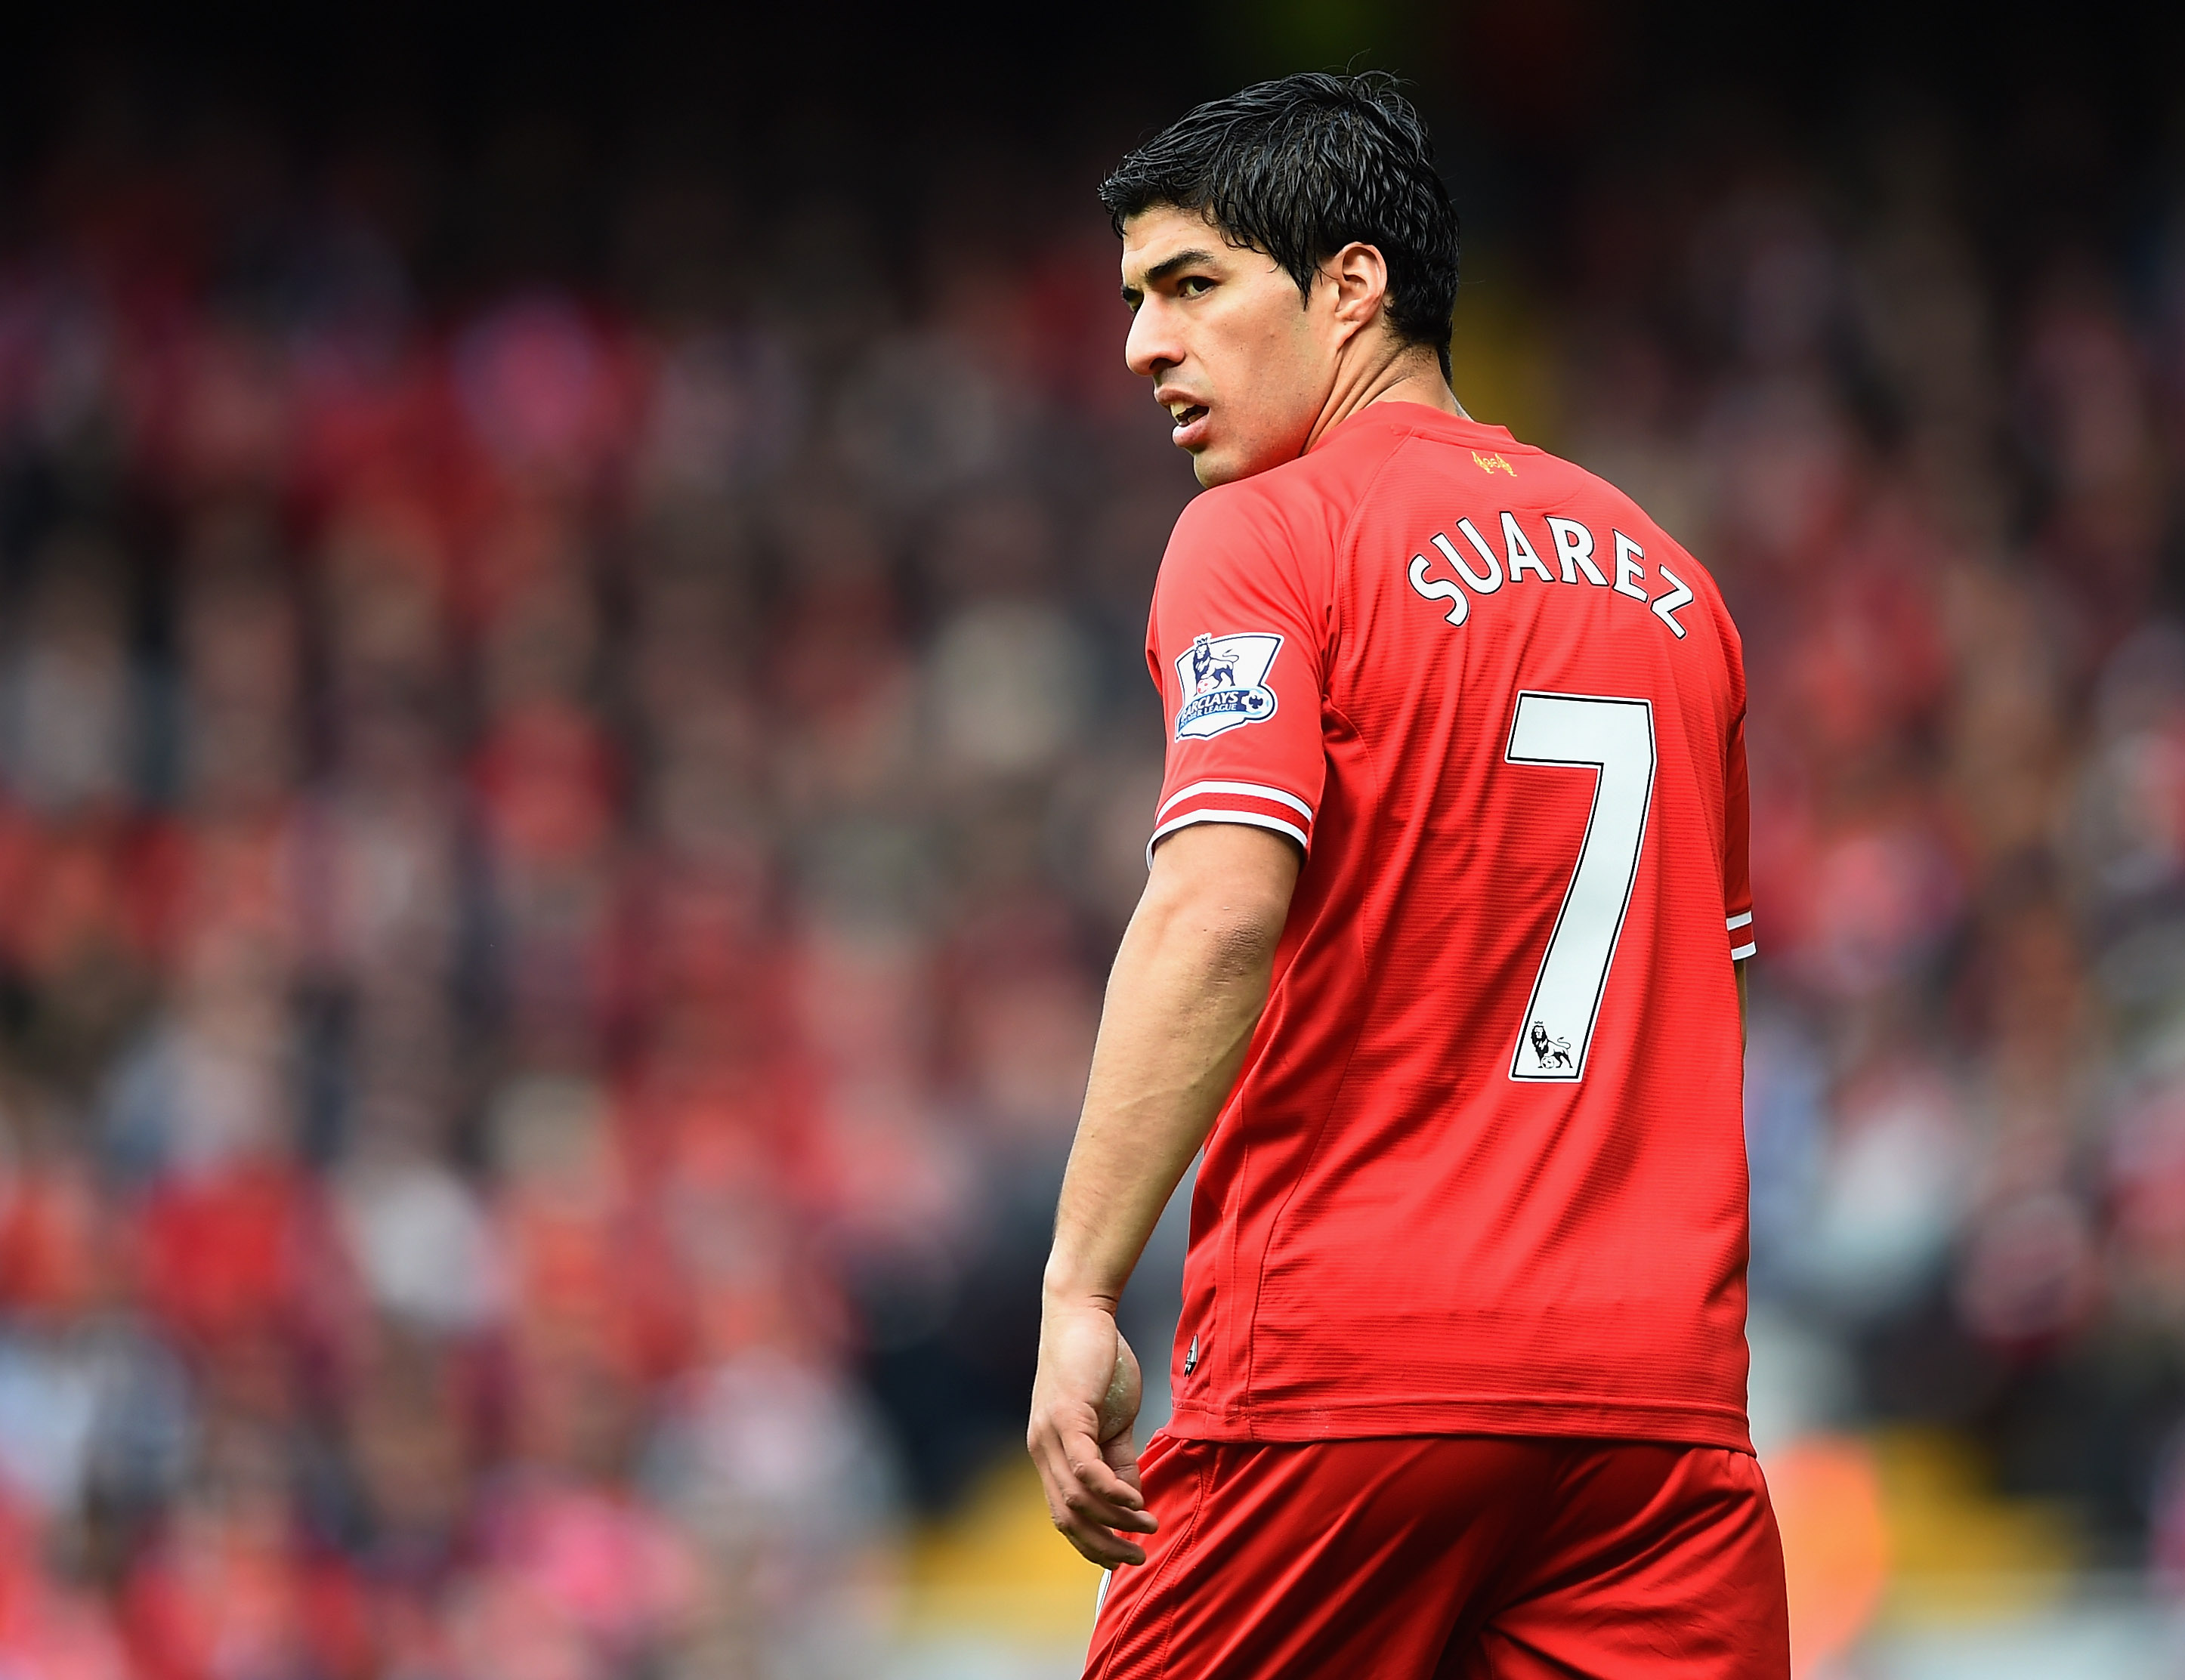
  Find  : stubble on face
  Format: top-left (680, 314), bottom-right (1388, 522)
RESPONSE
top-left (1119, 208), bottom-right (1335, 487)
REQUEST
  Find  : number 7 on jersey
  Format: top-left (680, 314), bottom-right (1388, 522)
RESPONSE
top-left (1505, 692), bottom-right (1657, 1082)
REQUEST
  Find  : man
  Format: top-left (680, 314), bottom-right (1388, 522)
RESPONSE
top-left (1026, 72), bottom-right (1787, 1678)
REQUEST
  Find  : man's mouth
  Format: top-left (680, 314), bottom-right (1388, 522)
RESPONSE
top-left (1169, 403), bottom-right (1211, 448)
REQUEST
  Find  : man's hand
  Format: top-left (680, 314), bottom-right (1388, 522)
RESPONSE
top-left (1028, 1299), bottom-right (1155, 1567)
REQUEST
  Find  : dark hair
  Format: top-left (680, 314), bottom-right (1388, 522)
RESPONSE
top-left (1099, 72), bottom-right (1460, 380)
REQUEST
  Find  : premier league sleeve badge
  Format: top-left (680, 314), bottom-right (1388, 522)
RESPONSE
top-left (1173, 632), bottom-right (1284, 740)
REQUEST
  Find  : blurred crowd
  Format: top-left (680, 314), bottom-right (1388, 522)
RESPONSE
top-left (0, 91), bottom-right (2177, 1678)
top-left (1601, 136), bottom-right (2185, 1564)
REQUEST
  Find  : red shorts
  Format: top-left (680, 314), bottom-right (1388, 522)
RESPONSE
top-left (1085, 1432), bottom-right (1789, 1680)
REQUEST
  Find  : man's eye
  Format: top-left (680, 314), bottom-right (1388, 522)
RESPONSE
top-left (1178, 276), bottom-right (1213, 296)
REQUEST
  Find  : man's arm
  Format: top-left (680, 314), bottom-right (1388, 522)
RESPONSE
top-left (1028, 821), bottom-right (1300, 1567)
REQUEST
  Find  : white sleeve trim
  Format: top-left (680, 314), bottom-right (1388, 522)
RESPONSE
top-left (1726, 910), bottom-right (1753, 931)
top-left (1730, 940), bottom-right (1757, 962)
top-left (1146, 808), bottom-right (1310, 867)
top-left (1156, 779), bottom-right (1315, 823)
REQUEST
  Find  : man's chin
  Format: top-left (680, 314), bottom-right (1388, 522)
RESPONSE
top-left (1183, 420), bottom-right (1301, 486)
top-left (1187, 443), bottom-right (1263, 489)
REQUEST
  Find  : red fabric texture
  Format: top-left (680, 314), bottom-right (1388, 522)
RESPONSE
top-left (1146, 403), bottom-right (1755, 1449)
top-left (1086, 1431), bottom-right (1790, 1680)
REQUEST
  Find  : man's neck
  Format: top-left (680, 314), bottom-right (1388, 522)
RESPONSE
top-left (1305, 347), bottom-right (1469, 453)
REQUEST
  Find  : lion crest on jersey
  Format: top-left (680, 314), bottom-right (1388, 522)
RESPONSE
top-left (1174, 632), bottom-right (1282, 740)
top-left (1528, 1021), bottom-right (1575, 1072)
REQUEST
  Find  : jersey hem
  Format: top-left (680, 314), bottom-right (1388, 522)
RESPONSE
top-left (1164, 1395), bottom-right (1753, 1455)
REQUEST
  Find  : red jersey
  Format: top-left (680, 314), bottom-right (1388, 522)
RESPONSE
top-left (1147, 403), bottom-right (1755, 1452)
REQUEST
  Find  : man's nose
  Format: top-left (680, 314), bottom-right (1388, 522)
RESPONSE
top-left (1124, 300), bottom-right (1179, 381)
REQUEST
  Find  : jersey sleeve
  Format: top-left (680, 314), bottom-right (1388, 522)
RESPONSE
top-left (1144, 489), bottom-right (1329, 864)
top-left (1725, 709), bottom-right (1755, 961)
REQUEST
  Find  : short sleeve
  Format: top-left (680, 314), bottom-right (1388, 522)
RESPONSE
top-left (1725, 709), bottom-right (1754, 961)
top-left (1144, 489), bottom-right (1329, 865)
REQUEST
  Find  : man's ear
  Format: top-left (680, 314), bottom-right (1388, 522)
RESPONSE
top-left (1326, 241), bottom-right (1392, 337)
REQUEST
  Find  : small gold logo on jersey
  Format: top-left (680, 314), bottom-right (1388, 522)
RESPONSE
top-left (1473, 450), bottom-right (1516, 477)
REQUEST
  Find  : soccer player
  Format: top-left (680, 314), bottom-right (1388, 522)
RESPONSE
top-left (1026, 73), bottom-right (1788, 1678)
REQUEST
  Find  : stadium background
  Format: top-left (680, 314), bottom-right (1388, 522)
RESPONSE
top-left (0, 2), bottom-right (2180, 1674)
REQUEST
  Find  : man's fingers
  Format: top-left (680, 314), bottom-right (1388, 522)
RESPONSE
top-left (1037, 1462), bottom-right (1151, 1565)
top-left (1059, 1470), bottom-right (1158, 1533)
top-left (1055, 1513), bottom-right (1147, 1568)
top-left (1030, 1427), bottom-right (1158, 1566)
top-left (1028, 1304), bottom-right (1157, 1564)
top-left (1032, 1417), bottom-right (1149, 1509)
top-left (1037, 1438), bottom-right (1156, 1533)
top-left (1051, 1428), bottom-right (1155, 1528)
top-left (1068, 1456), bottom-right (1152, 1518)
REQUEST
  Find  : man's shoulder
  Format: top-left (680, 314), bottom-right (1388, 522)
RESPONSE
top-left (1510, 440), bottom-right (1664, 523)
top-left (1486, 436), bottom-right (1670, 533)
top-left (1167, 411), bottom-right (1418, 554)
top-left (1176, 452), bottom-right (1346, 527)
top-left (1494, 438), bottom-right (1732, 610)
top-left (1312, 409), bottom-right (1643, 536)
top-left (1162, 464), bottom-right (1340, 574)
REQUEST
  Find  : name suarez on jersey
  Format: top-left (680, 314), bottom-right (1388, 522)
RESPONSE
top-left (1405, 511), bottom-right (1694, 638)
